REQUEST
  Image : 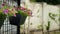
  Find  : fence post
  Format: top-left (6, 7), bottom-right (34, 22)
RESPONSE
top-left (17, 0), bottom-right (21, 34)
top-left (17, 25), bottom-right (20, 34)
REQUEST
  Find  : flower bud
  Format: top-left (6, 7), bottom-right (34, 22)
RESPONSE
top-left (2, 3), bottom-right (5, 6)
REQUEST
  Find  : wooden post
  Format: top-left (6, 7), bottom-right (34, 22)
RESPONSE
top-left (17, 0), bottom-right (21, 7)
top-left (17, 25), bottom-right (20, 34)
top-left (16, 0), bottom-right (21, 34)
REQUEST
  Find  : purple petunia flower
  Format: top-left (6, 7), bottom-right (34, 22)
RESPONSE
top-left (3, 9), bottom-right (9, 14)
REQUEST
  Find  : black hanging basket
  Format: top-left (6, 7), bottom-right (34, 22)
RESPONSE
top-left (9, 13), bottom-right (27, 26)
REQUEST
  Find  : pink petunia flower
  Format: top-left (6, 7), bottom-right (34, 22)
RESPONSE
top-left (3, 9), bottom-right (9, 14)
top-left (20, 7), bottom-right (26, 11)
top-left (28, 11), bottom-right (32, 16)
top-left (13, 14), bottom-right (16, 17)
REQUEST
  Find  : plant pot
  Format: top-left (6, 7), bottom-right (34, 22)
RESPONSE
top-left (9, 13), bottom-right (27, 26)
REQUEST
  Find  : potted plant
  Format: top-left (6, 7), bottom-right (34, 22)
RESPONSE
top-left (0, 2), bottom-right (32, 26)
top-left (6, 0), bottom-right (32, 26)
top-left (9, 6), bottom-right (32, 26)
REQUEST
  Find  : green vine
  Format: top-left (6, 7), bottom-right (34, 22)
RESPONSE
top-left (45, 21), bottom-right (50, 30)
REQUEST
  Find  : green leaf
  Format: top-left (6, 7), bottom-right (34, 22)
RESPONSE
top-left (52, 14), bottom-right (57, 17)
top-left (45, 21), bottom-right (50, 30)
top-left (0, 13), bottom-right (6, 20)
top-left (18, 10), bottom-right (28, 16)
top-left (48, 21), bottom-right (50, 27)
top-left (49, 13), bottom-right (55, 20)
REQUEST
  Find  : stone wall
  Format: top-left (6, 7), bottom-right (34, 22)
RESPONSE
top-left (23, 0), bottom-right (59, 32)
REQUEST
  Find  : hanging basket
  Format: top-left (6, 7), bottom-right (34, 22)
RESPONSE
top-left (9, 13), bottom-right (27, 26)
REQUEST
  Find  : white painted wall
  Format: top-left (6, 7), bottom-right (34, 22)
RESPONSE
top-left (22, 0), bottom-right (59, 32)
